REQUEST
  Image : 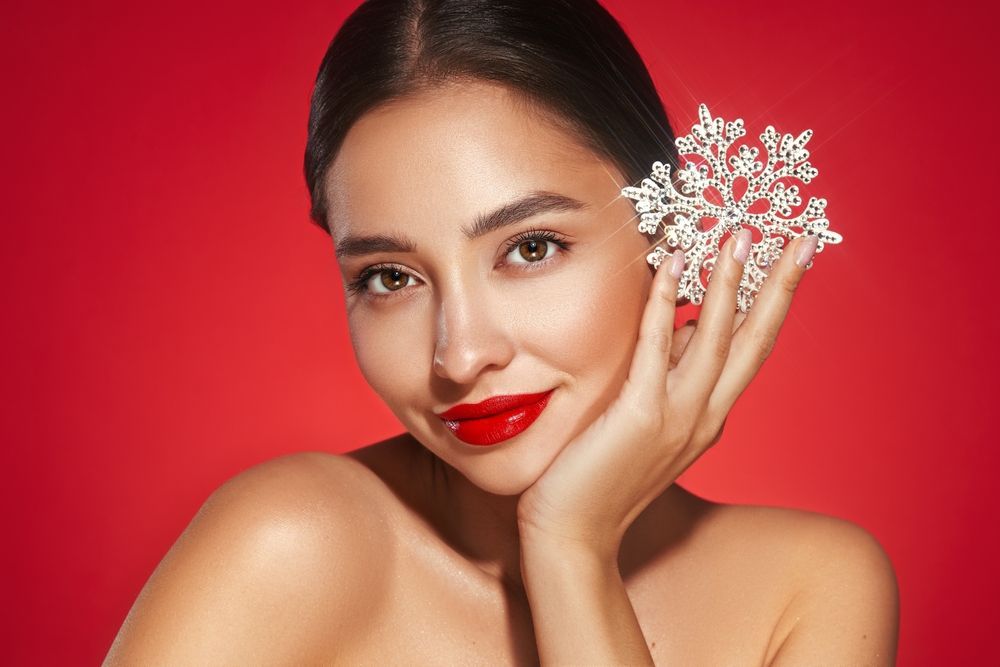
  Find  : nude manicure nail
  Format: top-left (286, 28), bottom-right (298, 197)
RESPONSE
top-left (732, 228), bottom-right (752, 264)
top-left (794, 235), bottom-right (819, 268)
top-left (669, 249), bottom-right (684, 279)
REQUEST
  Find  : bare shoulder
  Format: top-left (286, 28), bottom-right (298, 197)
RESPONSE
top-left (702, 499), bottom-right (896, 569)
top-left (105, 451), bottom-right (395, 665)
top-left (701, 498), bottom-right (900, 666)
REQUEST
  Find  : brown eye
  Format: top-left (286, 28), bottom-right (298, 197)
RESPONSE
top-left (517, 238), bottom-right (548, 262)
top-left (377, 268), bottom-right (410, 292)
top-left (508, 237), bottom-right (558, 265)
top-left (503, 230), bottom-right (570, 267)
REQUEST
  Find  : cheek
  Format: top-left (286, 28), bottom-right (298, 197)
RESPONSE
top-left (506, 254), bottom-right (650, 455)
top-left (516, 255), bottom-right (650, 381)
top-left (348, 312), bottom-right (428, 408)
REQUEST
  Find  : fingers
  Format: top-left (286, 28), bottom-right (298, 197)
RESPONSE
top-left (706, 234), bottom-right (819, 419)
top-left (671, 313), bottom-right (746, 369)
top-left (674, 228), bottom-right (751, 407)
top-left (627, 248), bottom-right (684, 399)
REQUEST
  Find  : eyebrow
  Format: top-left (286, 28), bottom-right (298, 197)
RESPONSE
top-left (334, 191), bottom-right (588, 260)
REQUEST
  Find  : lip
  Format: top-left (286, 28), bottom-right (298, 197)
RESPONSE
top-left (437, 389), bottom-right (555, 446)
top-left (437, 390), bottom-right (554, 420)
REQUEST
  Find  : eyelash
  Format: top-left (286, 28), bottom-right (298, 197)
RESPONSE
top-left (344, 228), bottom-right (573, 300)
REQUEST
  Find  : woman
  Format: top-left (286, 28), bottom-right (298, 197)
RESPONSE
top-left (105, 0), bottom-right (899, 664)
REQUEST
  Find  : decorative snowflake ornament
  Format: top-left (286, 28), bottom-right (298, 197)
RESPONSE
top-left (621, 103), bottom-right (843, 312)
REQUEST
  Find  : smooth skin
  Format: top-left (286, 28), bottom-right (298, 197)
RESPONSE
top-left (105, 80), bottom-right (899, 665)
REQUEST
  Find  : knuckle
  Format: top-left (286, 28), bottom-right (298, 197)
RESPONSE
top-left (706, 328), bottom-right (731, 361)
top-left (643, 326), bottom-right (673, 355)
top-left (623, 399), bottom-right (664, 434)
top-left (748, 326), bottom-right (777, 361)
top-left (708, 264), bottom-right (740, 294)
top-left (656, 281), bottom-right (678, 307)
top-left (777, 269), bottom-right (802, 296)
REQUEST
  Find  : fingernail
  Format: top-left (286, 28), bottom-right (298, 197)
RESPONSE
top-left (794, 235), bottom-right (819, 268)
top-left (732, 228), bottom-right (752, 264)
top-left (668, 249), bottom-right (684, 279)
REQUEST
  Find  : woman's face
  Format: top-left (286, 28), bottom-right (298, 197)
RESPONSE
top-left (325, 80), bottom-right (655, 496)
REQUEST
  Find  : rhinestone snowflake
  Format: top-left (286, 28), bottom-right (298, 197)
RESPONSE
top-left (621, 103), bottom-right (843, 312)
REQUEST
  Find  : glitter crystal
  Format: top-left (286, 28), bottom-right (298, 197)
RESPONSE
top-left (621, 103), bottom-right (843, 312)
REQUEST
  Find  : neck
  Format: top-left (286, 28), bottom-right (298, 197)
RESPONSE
top-left (408, 435), bottom-right (698, 596)
top-left (433, 451), bottom-right (527, 594)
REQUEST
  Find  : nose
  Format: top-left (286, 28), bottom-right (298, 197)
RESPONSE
top-left (432, 286), bottom-right (515, 385)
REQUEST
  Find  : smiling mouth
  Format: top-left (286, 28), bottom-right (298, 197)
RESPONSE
top-left (438, 389), bottom-right (555, 446)
top-left (436, 389), bottom-right (555, 421)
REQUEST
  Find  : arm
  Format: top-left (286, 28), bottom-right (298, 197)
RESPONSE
top-left (767, 520), bottom-right (900, 666)
top-left (513, 234), bottom-right (819, 663)
top-left (103, 452), bottom-right (389, 665)
top-left (519, 527), bottom-right (654, 666)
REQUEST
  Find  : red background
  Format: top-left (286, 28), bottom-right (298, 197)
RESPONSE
top-left (4, 0), bottom-right (996, 663)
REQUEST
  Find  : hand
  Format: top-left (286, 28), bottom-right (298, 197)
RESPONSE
top-left (516, 231), bottom-right (819, 558)
top-left (670, 311), bottom-right (747, 445)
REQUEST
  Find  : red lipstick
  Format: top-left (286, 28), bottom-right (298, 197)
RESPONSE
top-left (437, 389), bottom-right (554, 446)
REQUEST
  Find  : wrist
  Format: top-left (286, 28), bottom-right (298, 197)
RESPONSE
top-left (518, 520), bottom-right (620, 571)
top-left (519, 533), bottom-right (622, 597)
top-left (517, 491), bottom-right (625, 562)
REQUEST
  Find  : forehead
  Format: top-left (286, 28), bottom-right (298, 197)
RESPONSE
top-left (324, 80), bottom-right (611, 242)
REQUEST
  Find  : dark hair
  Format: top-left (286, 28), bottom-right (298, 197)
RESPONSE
top-left (303, 0), bottom-right (676, 235)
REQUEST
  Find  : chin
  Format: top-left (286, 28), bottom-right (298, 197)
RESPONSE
top-left (424, 423), bottom-right (567, 497)
top-left (463, 464), bottom-right (542, 497)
